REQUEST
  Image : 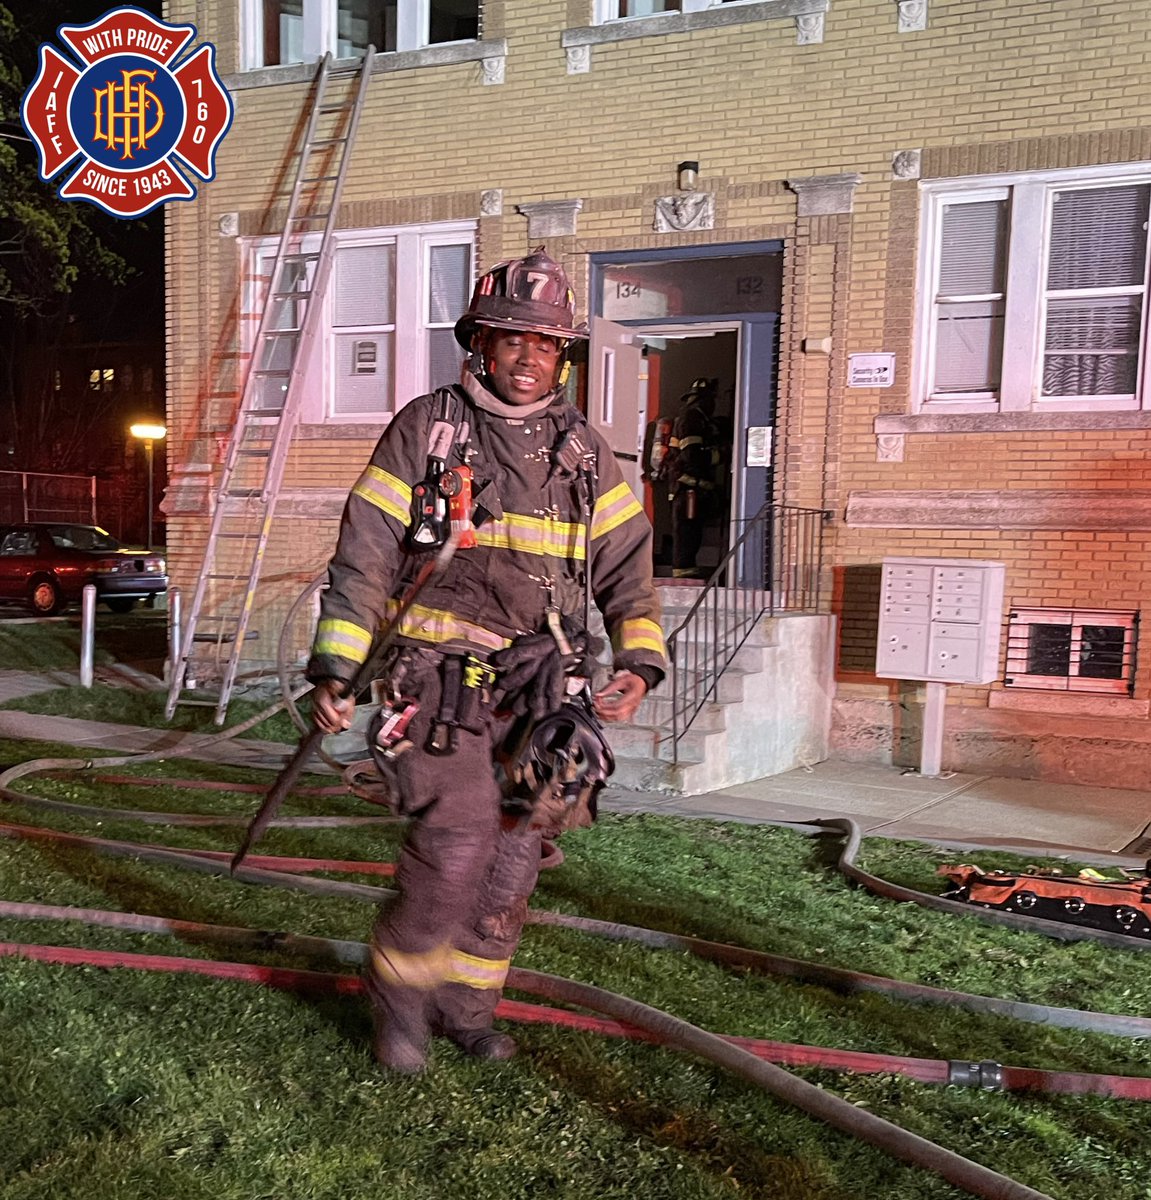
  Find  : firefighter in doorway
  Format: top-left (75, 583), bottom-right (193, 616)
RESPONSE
top-left (668, 377), bottom-right (721, 579)
top-left (307, 248), bottom-right (668, 1074)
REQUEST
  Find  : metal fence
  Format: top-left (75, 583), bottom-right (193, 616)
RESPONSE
top-left (0, 470), bottom-right (98, 525)
top-left (666, 503), bottom-right (830, 762)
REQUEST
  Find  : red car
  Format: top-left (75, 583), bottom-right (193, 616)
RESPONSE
top-left (0, 523), bottom-right (168, 616)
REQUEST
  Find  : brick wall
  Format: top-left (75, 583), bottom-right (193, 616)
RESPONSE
top-left (162, 0), bottom-right (1151, 781)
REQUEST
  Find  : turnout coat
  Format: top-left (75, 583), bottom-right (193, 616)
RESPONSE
top-left (307, 372), bottom-right (668, 689)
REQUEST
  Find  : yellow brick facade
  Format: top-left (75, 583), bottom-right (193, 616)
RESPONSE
top-left (163, 0), bottom-right (1151, 784)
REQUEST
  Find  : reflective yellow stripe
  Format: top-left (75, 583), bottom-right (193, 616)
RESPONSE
top-left (677, 435), bottom-right (703, 449)
top-left (474, 511), bottom-right (587, 560)
top-left (314, 618), bottom-right (373, 663)
top-left (385, 599), bottom-right (512, 652)
top-left (591, 482), bottom-right (643, 540)
top-left (369, 942), bottom-right (451, 990)
top-left (352, 465), bottom-right (411, 523)
top-left (614, 617), bottom-right (667, 657)
top-left (445, 949), bottom-right (510, 990)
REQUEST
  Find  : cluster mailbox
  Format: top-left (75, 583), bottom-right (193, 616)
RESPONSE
top-left (876, 558), bottom-right (1006, 685)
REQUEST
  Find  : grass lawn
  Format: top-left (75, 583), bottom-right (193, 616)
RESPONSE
top-left (2, 728), bottom-right (1151, 1199)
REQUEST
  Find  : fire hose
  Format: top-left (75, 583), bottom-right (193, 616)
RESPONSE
top-left (2, 739), bottom-right (1147, 1197)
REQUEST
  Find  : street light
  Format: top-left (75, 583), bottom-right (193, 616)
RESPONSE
top-left (130, 422), bottom-right (166, 551)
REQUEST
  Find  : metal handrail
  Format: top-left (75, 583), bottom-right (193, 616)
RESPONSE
top-left (665, 503), bottom-right (830, 763)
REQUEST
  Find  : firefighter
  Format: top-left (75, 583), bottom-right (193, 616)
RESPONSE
top-left (307, 248), bottom-right (668, 1074)
top-left (668, 377), bottom-right (720, 579)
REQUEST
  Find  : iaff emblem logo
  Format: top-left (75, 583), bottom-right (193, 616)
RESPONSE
top-left (21, 6), bottom-right (233, 218)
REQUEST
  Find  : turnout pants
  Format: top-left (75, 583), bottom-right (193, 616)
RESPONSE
top-left (367, 653), bottom-right (539, 1068)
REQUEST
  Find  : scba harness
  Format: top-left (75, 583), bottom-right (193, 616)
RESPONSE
top-left (367, 388), bottom-right (615, 823)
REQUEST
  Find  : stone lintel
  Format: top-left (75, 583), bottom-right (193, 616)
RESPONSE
top-left (516, 198), bottom-right (583, 240)
top-left (846, 489), bottom-right (1151, 530)
top-left (786, 173), bottom-right (863, 217)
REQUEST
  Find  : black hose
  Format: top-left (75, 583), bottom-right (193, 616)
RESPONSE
top-left (507, 968), bottom-right (1055, 1200)
top-left (526, 909), bottom-right (1151, 1039)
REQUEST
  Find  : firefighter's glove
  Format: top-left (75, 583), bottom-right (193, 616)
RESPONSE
top-left (491, 625), bottom-right (604, 721)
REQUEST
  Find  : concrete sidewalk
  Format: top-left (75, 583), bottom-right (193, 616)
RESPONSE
top-left (1, 667), bottom-right (1149, 862)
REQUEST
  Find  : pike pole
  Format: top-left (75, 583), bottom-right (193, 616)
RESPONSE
top-left (231, 531), bottom-right (464, 872)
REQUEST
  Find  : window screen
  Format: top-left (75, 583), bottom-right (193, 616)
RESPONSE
top-left (932, 199), bottom-right (1007, 395)
top-left (1042, 184), bottom-right (1150, 398)
top-left (334, 244), bottom-right (395, 328)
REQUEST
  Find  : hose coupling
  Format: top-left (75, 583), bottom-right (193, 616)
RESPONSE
top-left (947, 1059), bottom-right (1005, 1090)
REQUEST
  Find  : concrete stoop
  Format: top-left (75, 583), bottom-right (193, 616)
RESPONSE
top-left (605, 597), bottom-right (837, 796)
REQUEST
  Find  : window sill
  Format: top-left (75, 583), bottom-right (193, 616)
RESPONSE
top-left (224, 39), bottom-right (507, 90)
top-left (561, 0), bottom-right (827, 50)
top-left (989, 690), bottom-right (1149, 720)
top-left (875, 411), bottom-right (1151, 436)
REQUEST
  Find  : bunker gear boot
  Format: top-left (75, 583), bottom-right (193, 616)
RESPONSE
top-left (436, 980), bottom-right (517, 1060)
top-left (369, 979), bottom-right (431, 1075)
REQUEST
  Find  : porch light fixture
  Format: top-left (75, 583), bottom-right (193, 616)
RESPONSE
top-left (677, 160), bottom-right (699, 192)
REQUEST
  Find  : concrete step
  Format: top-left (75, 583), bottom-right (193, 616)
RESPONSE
top-left (661, 610), bottom-right (777, 649)
top-left (634, 694), bottom-right (727, 731)
top-left (610, 753), bottom-right (713, 795)
top-left (666, 640), bottom-right (770, 675)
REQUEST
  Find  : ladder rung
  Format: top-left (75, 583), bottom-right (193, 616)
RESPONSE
top-left (253, 368), bottom-right (291, 376)
top-left (173, 698), bottom-right (222, 707)
top-left (317, 103), bottom-right (350, 113)
top-left (192, 631), bottom-right (260, 644)
top-left (271, 290), bottom-right (311, 300)
top-left (237, 448), bottom-right (271, 457)
top-left (309, 137), bottom-right (348, 147)
top-left (282, 252), bottom-right (320, 262)
top-left (290, 213), bottom-right (331, 222)
top-left (225, 488), bottom-right (264, 498)
top-left (302, 175), bottom-right (340, 184)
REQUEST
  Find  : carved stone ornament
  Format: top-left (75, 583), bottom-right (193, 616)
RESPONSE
top-left (891, 149), bottom-right (922, 181)
top-left (786, 173), bottom-right (863, 217)
top-left (217, 211), bottom-right (239, 237)
top-left (653, 192), bottom-right (715, 233)
top-left (876, 433), bottom-right (905, 463)
top-left (897, 0), bottom-right (927, 32)
top-left (481, 54), bottom-right (505, 85)
top-left (480, 188), bottom-right (503, 217)
top-left (516, 198), bottom-right (583, 240)
top-left (796, 13), bottom-right (824, 44)
top-left (566, 45), bottom-right (591, 74)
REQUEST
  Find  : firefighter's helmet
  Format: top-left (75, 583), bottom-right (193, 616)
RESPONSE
top-left (454, 247), bottom-right (589, 350)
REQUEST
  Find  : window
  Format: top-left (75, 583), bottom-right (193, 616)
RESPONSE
top-left (917, 166), bottom-right (1151, 413)
top-left (1004, 607), bottom-right (1138, 695)
top-left (245, 0), bottom-right (479, 68)
top-left (243, 223), bottom-right (473, 422)
top-left (88, 368), bottom-right (114, 392)
top-left (595, 0), bottom-right (749, 19)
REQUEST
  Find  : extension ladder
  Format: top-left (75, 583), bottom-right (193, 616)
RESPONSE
top-left (165, 48), bottom-right (374, 725)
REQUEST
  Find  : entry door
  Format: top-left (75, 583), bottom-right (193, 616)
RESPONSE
top-left (588, 316), bottom-right (645, 498)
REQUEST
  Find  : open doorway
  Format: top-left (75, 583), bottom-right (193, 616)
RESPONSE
top-left (639, 329), bottom-right (738, 579)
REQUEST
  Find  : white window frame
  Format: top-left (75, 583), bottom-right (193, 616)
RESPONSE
top-left (241, 221), bottom-right (474, 424)
top-left (240, 0), bottom-right (478, 70)
top-left (1004, 607), bottom-right (1138, 696)
top-left (594, 0), bottom-right (750, 22)
top-left (915, 163), bottom-right (1151, 415)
